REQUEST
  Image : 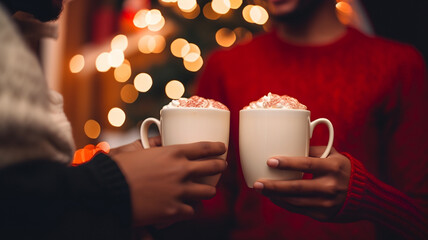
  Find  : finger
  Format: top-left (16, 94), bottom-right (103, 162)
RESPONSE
top-left (187, 159), bottom-right (227, 178)
top-left (167, 203), bottom-right (196, 223)
top-left (182, 183), bottom-right (217, 200)
top-left (149, 136), bottom-right (162, 147)
top-left (254, 179), bottom-right (335, 197)
top-left (267, 155), bottom-right (338, 174)
top-left (177, 142), bottom-right (226, 160)
top-left (309, 146), bottom-right (337, 158)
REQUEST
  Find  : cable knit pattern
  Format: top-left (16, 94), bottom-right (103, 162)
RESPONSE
top-left (0, 5), bottom-right (74, 168)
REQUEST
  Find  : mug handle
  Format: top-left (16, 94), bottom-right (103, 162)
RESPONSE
top-left (309, 118), bottom-right (334, 158)
top-left (140, 117), bottom-right (161, 149)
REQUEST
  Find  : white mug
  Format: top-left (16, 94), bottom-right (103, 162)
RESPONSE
top-left (140, 108), bottom-right (230, 186)
top-left (239, 109), bottom-right (334, 188)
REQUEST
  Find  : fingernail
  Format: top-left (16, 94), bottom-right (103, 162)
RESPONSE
top-left (253, 182), bottom-right (264, 190)
top-left (267, 158), bottom-right (279, 167)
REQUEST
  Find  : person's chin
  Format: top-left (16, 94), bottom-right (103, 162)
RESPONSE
top-left (267, 0), bottom-right (300, 16)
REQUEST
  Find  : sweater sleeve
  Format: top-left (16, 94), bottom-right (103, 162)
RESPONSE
top-left (335, 46), bottom-right (428, 239)
top-left (336, 153), bottom-right (427, 239)
top-left (0, 153), bottom-right (132, 240)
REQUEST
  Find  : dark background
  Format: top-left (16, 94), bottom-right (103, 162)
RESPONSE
top-left (362, 0), bottom-right (428, 65)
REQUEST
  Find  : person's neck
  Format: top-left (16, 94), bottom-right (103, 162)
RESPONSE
top-left (275, 1), bottom-right (346, 45)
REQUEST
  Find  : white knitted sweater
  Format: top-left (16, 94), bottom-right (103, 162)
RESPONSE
top-left (0, 5), bottom-right (75, 168)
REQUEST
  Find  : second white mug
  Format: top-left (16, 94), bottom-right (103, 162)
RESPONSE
top-left (239, 109), bottom-right (334, 188)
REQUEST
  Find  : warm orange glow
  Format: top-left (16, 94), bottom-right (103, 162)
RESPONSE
top-left (139, 35), bottom-right (165, 54)
top-left (72, 142), bottom-right (110, 166)
top-left (336, 1), bottom-right (353, 25)
top-left (111, 34), bottom-right (128, 51)
top-left (108, 107), bottom-right (126, 127)
top-left (203, 3), bottom-right (221, 20)
top-left (138, 35), bottom-right (152, 54)
top-left (183, 56), bottom-right (203, 72)
top-left (148, 16), bottom-right (165, 31)
top-left (211, 0), bottom-right (230, 15)
top-left (134, 73), bottom-right (153, 92)
top-left (182, 43), bottom-right (200, 59)
top-left (95, 52), bottom-right (111, 72)
top-left (96, 142), bottom-right (111, 154)
top-left (165, 80), bottom-right (185, 99)
top-left (69, 54), bottom-right (85, 73)
top-left (230, 0), bottom-right (242, 9)
top-left (152, 35), bottom-right (166, 53)
top-left (108, 49), bottom-right (125, 68)
top-left (171, 38), bottom-right (189, 57)
top-left (114, 60), bottom-right (132, 82)
top-left (216, 28), bottom-right (236, 47)
top-left (242, 5), bottom-right (254, 23)
top-left (146, 9), bottom-right (162, 25)
top-left (234, 27), bottom-right (253, 43)
top-left (84, 119), bottom-right (101, 139)
top-left (250, 5), bottom-right (269, 25)
top-left (133, 9), bottom-right (149, 28)
top-left (120, 84), bottom-right (139, 103)
top-left (184, 52), bottom-right (200, 62)
top-left (336, 1), bottom-right (353, 14)
top-left (178, 0), bottom-right (198, 12)
top-left (181, 4), bottom-right (200, 19)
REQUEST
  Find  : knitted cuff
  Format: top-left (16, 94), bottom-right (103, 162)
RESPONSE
top-left (334, 153), bottom-right (427, 239)
top-left (69, 153), bottom-right (132, 227)
top-left (335, 152), bottom-right (368, 221)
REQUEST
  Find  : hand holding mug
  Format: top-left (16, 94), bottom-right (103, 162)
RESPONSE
top-left (254, 146), bottom-right (351, 221)
top-left (112, 142), bottom-right (227, 226)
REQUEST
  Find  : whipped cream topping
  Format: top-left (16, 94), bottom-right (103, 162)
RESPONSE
top-left (244, 92), bottom-right (307, 110)
top-left (163, 96), bottom-right (229, 110)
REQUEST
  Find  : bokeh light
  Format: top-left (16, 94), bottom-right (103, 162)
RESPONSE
top-left (152, 35), bottom-right (166, 53)
top-left (212, 0), bottom-right (231, 15)
top-left (120, 84), bottom-right (139, 103)
top-left (171, 38), bottom-right (189, 57)
top-left (242, 5), bottom-right (254, 23)
top-left (182, 43), bottom-right (200, 59)
top-left (95, 52), bottom-right (111, 72)
top-left (250, 5), bottom-right (269, 25)
top-left (69, 54), bottom-right (85, 73)
top-left (165, 80), bottom-right (185, 99)
top-left (148, 16), bottom-right (165, 31)
top-left (146, 9), bottom-right (162, 25)
top-left (178, 0), bottom-right (198, 12)
top-left (114, 60), bottom-right (131, 82)
top-left (181, 4), bottom-right (200, 19)
top-left (133, 9), bottom-right (149, 28)
top-left (183, 56), bottom-right (203, 72)
top-left (108, 107), bottom-right (126, 127)
top-left (203, 3), bottom-right (221, 20)
top-left (111, 34), bottom-right (128, 51)
top-left (216, 28), bottom-right (236, 47)
top-left (108, 49), bottom-right (125, 68)
top-left (230, 0), bottom-right (242, 9)
top-left (84, 119), bottom-right (101, 139)
top-left (183, 52), bottom-right (200, 62)
top-left (134, 73), bottom-right (153, 92)
top-left (336, 1), bottom-right (353, 25)
top-left (138, 35), bottom-right (152, 54)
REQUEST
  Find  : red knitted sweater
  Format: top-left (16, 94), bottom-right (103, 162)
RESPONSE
top-left (194, 27), bottom-right (428, 239)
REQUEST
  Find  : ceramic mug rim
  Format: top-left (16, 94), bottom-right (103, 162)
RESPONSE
top-left (160, 107), bottom-right (230, 114)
